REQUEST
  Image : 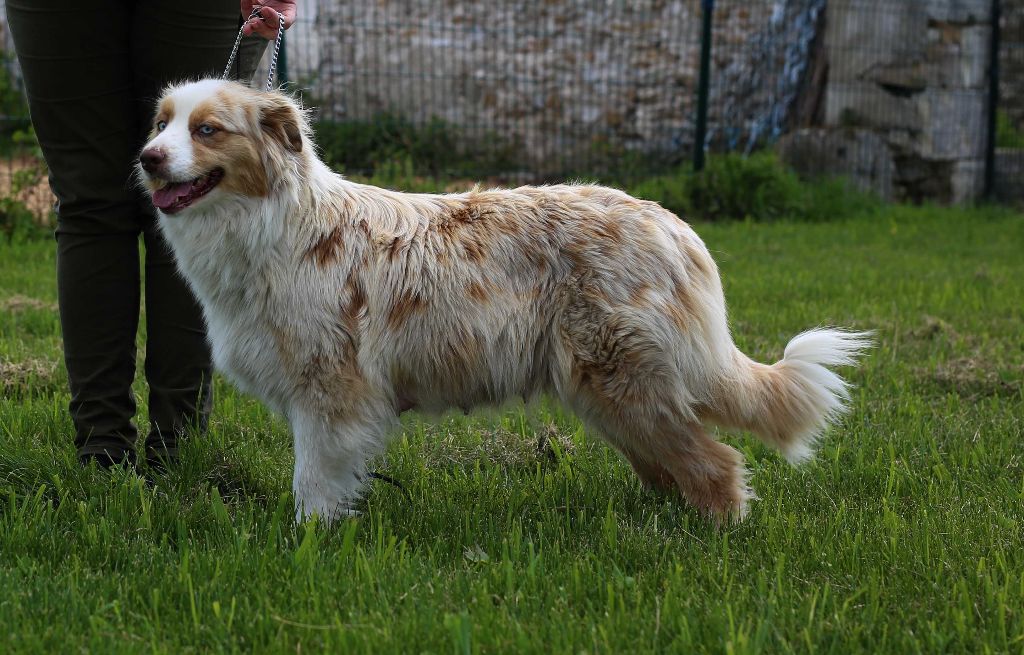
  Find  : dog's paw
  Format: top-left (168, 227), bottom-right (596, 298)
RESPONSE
top-left (705, 484), bottom-right (758, 528)
top-left (294, 501), bottom-right (362, 526)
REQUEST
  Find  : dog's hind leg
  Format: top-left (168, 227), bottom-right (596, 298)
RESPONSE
top-left (635, 421), bottom-right (753, 523)
top-left (556, 298), bottom-right (752, 523)
top-left (593, 409), bottom-right (753, 524)
top-left (619, 447), bottom-right (678, 493)
top-left (289, 407), bottom-right (397, 524)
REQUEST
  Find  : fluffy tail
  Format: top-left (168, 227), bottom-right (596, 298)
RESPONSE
top-left (710, 328), bottom-right (873, 464)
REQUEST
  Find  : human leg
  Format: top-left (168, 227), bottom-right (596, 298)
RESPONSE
top-left (6, 0), bottom-right (145, 465)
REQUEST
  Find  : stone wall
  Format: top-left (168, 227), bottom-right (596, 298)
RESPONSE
top-left (296, 0), bottom-right (821, 176)
top-left (778, 0), bottom-right (995, 204)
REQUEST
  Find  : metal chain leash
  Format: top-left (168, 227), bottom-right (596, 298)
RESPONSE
top-left (223, 6), bottom-right (285, 91)
top-left (262, 9), bottom-right (286, 92)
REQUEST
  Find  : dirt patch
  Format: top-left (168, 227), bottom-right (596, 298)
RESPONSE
top-left (1, 295), bottom-right (57, 313)
top-left (0, 357), bottom-right (58, 395)
top-left (910, 315), bottom-right (960, 341)
top-left (923, 356), bottom-right (1023, 401)
top-left (421, 422), bottom-right (577, 470)
top-left (0, 156), bottom-right (54, 221)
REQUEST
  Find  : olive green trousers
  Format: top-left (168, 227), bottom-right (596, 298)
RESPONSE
top-left (6, 0), bottom-right (266, 463)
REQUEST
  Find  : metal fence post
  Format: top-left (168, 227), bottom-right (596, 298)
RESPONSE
top-left (693, 0), bottom-right (715, 172)
top-left (984, 0), bottom-right (1001, 199)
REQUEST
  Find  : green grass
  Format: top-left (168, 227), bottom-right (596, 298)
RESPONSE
top-left (1, 205), bottom-right (1022, 653)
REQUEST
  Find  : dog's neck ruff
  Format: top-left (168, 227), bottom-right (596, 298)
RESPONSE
top-left (159, 158), bottom-right (332, 297)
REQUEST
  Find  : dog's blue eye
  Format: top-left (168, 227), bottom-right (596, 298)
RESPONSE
top-left (198, 125), bottom-right (217, 136)
top-left (156, 120), bottom-right (167, 132)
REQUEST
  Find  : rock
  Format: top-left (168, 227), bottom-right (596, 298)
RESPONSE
top-left (824, 83), bottom-right (921, 131)
top-left (925, 24), bottom-right (990, 89)
top-left (825, 1), bottom-right (924, 83)
top-left (869, 62), bottom-right (929, 96)
top-left (821, 0), bottom-right (995, 204)
top-left (894, 156), bottom-right (954, 203)
top-left (950, 158), bottom-right (986, 204)
top-left (775, 128), bottom-right (895, 200)
top-left (917, 89), bottom-right (988, 159)
top-left (925, 0), bottom-right (991, 24)
top-left (994, 149), bottom-right (1024, 203)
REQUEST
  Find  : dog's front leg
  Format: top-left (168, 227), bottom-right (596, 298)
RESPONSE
top-left (289, 409), bottom-right (392, 524)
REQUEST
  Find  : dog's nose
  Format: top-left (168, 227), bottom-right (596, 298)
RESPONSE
top-left (139, 148), bottom-right (166, 174)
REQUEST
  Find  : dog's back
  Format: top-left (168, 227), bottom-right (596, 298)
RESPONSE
top-left (332, 183), bottom-right (728, 413)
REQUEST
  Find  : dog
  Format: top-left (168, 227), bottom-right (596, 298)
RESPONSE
top-left (137, 79), bottom-right (871, 524)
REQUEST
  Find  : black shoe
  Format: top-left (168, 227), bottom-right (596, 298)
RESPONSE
top-left (78, 448), bottom-right (137, 470)
top-left (143, 445), bottom-right (179, 473)
top-left (144, 431), bottom-right (180, 472)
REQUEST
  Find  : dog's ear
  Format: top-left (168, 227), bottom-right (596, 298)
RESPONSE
top-left (260, 95), bottom-right (303, 153)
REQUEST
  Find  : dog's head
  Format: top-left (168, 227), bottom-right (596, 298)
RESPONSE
top-left (138, 79), bottom-right (306, 215)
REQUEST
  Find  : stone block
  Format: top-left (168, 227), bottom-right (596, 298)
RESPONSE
top-left (950, 158), bottom-right (985, 204)
top-left (824, 83), bottom-right (921, 131)
top-left (775, 127), bottom-right (895, 200)
top-left (917, 89), bottom-right (988, 159)
top-left (925, 0), bottom-right (991, 24)
top-left (826, 1), bottom-right (926, 83)
top-left (925, 24), bottom-right (990, 89)
top-left (994, 149), bottom-right (1024, 204)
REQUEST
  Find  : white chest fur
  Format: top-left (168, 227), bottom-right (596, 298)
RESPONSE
top-left (158, 203), bottom-right (298, 414)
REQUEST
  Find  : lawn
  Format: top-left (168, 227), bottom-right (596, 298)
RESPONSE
top-left (1, 204), bottom-right (1022, 653)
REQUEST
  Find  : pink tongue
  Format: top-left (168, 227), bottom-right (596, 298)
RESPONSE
top-left (152, 181), bottom-right (193, 209)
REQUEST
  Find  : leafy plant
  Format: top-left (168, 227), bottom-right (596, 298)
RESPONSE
top-left (630, 151), bottom-right (879, 222)
top-left (361, 157), bottom-right (447, 193)
top-left (0, 197), bottom-right (47, 242)
top-left (0, 125), bottom-right (54, 241)
top-left (314, 113), bottom-right (451, 175)
top-left (0, 55), bottom-right (31, 153)
top-left (313, 112), bottom-right (519, 178)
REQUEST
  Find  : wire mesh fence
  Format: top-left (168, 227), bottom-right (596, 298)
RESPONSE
top-left (286, 1), bottom-right (704, 181)
top-left (283, 0), bottom-right (831, 182)
top-left (276, 0), bottom-right (1019, 204)
top-left (0, 0), bottom-right (1021, 218)
top-left (996, 0), bottom-right (1024, 202)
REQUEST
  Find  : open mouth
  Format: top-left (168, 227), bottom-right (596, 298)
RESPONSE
top-left (151, 169), bottom-right (224, 215)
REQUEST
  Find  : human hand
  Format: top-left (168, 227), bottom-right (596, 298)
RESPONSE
top-left (240, 1), bottom-right (297, 39)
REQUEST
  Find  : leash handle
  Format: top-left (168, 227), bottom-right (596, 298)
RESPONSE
top-left (223, 6), bottom-right (285, 92)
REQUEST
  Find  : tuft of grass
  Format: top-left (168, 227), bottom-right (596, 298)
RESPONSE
top-left (629, 151), bottom-right (880, 222)
top-left (0, 356), bottom-right (58, 397)
top-left (1, 205), bottom-right (1022, 652)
